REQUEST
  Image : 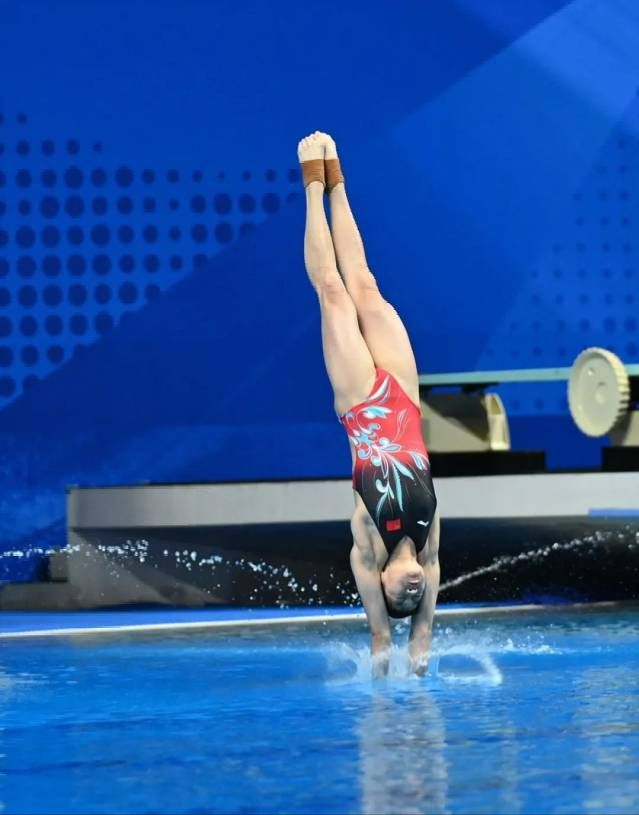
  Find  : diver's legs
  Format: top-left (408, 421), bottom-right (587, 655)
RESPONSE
top-left (299, 133), bottom-right (376, 416)
top-left (321, 134), bottom-right (421, 405)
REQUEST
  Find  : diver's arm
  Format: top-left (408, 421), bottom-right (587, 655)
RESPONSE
top-left (349, 539), bottom-right (392, 677)
top-left (408, 509), bottom-right (441, 676)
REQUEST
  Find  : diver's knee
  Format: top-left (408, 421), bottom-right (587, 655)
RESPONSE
top-left (318, 274), bottom-right (351, 306)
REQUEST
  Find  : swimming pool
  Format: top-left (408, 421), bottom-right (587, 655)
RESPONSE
top-left (1, 605), bottom-right (638, 814)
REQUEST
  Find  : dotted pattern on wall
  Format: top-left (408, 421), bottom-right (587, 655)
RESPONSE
top-left (480, 96), bottom-right (639, 416)
top-left (0, 110), bottom-right (301, 407)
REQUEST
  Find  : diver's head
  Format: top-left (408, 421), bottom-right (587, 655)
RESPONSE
top-left (380, 552), bottom-right (425, 618)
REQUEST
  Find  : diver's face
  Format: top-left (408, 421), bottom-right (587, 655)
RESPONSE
top-left (381, 561), bottom-right (425, 615)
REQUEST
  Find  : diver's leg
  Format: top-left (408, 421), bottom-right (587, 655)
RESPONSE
top-left (322, 133), bottom-right (421, 405)
top-left (299, 133), bottom-right (376, 416)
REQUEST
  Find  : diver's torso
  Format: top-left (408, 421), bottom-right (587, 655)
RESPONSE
top-left (341, 368), bottom-right (437, 556)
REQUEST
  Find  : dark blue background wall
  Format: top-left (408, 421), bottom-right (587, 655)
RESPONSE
top-left (1, 0), bottom-right (638, 578)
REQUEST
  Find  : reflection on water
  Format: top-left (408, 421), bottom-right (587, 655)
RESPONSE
top-left (357, 688), bottom-right (448, 815)
top-left (337, 614), bottom-right (639, 815)
top-left (346, 632), bottom-right (516, 815)
top-left (0, 609), bottom-right (637, 814)
top-left (572, 666), bottom-right (639, 813)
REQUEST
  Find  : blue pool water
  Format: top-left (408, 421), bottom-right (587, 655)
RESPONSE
top-left (1, 606), bottom-right (638, 814)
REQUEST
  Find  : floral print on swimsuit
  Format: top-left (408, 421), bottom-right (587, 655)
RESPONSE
top-left (339, 369), bottom-right (435, 532)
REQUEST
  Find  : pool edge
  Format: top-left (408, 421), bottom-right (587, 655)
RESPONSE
top-left (0, 600), bottom-right (626, 639)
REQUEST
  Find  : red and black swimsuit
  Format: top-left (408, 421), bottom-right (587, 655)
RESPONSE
top-left (339, 368), bottom-right (437, 554)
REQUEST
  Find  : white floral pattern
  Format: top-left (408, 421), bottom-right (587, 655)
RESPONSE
top-left (341, 372), bottom-right (430, 523)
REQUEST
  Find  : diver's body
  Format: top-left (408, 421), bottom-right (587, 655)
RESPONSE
top-left (351, 502), bottom-right (440, 677)
top-left (298, 131), bottom-right (440, 677)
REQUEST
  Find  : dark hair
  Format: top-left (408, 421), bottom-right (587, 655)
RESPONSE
top-left (383, 591), bottom-right (419, 619)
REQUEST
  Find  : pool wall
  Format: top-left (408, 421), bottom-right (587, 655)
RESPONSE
top-left (1, 472), bottom-right (638, 610)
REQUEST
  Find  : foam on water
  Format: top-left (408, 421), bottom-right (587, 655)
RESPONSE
top-left (318, 617), bottom-right (575, 685)
top-left (433, 652), bottom-right (503, 686)
top-left (324, 640), bottom-right (503, 686)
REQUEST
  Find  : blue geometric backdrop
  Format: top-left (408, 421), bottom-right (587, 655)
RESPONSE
top-left (1, 0), bottom-right (638, 580)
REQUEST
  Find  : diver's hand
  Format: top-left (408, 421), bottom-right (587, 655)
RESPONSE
top-left (371, 650), bottom-right (390, 678)
top-left (371, 633), bottom-right (391, 679)
top-left (409, 653), bottom-right (429, 677)
top-left (408, 630), bottom-right (431, 677)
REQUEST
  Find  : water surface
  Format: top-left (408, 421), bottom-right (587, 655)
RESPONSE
top-left (1, 607), bottom-right (638, 814)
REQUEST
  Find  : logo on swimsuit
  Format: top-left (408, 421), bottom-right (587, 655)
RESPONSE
top-left (386, 519), bottom-right (402, 532)
top-left (417, 520), bottom-right (430, 527)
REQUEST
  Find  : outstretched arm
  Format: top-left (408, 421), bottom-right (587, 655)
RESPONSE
top-left (408, 510), bottom-right (441, 676)
top-left (350, 540), bottom-right (392, 677)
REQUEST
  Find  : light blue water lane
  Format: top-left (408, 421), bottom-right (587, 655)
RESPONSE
top-left (0, 607), bottom-right (638, 814)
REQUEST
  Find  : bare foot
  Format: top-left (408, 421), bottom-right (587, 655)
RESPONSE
top-left (315, 131), bottom-right (338, 161)
top-left (297, 131), bottom-right (325, 163)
